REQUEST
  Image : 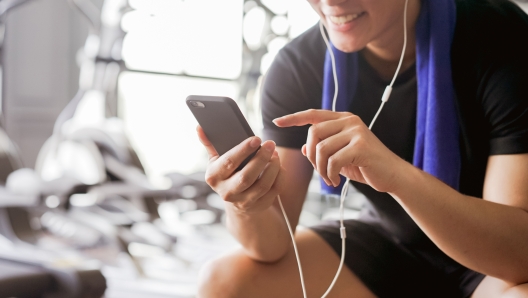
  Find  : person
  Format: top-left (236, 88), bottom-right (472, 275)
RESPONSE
top-left (196, 0), bottom-right (528, 297)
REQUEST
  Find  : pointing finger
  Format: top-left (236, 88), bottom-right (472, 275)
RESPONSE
top-left (273, 109), bottom-right (350, 127)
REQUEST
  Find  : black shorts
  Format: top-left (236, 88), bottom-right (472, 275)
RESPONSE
top-left (311, 220), bottom-right (485, 298)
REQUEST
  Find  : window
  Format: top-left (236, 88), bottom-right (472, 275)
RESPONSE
top-left (119, 0), bottom-right (318, 186)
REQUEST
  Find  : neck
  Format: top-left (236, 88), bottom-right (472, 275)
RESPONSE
top-left (362, 0), bottom-right (421, 80)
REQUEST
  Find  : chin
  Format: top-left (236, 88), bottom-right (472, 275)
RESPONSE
top-left (328, 32), bottom-right (367, 53)
top-left (331, 39), bottom-right (365, 53)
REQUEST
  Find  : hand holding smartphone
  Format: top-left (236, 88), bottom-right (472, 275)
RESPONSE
top-left (187, 95), bottom-right (282, 214)
top-left (186, 95), bottom-right (259, 171)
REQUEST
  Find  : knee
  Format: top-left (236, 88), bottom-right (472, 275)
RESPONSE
top-left (197, 255), bottom-right (233, 298)
top-left (197, 251), bottom-right (255, 298)
top-left (501, 283), bottom-right (528, 298)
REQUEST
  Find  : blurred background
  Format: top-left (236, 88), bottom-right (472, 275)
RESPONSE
top-left (0, 0), bottom-right (526, 297)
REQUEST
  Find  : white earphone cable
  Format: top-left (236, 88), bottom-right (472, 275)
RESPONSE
top-left (390, 0), bottom-right (409, 89)
top-left (318, 21), bottom-right (349, 298)
top-left (371, 0), bottom-right (409, 130)
top-left (277, 1), bottom-right (409, 296)
top-left (320, 20), bottom-right (339, 113)
top-left (277, 195), bottom-right (307, 298)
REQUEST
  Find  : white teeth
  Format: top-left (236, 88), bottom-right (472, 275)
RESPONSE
top-left (328, 13), bottom-right (362, 25)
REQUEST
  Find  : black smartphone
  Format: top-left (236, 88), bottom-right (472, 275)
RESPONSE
top-left (186, 95), bottom-right (258, 171)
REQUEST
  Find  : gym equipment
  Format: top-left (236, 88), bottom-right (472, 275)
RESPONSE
top-left (1, 0), bottom-right (243, 296)
top-left (0, 1), bottom-right (107, 297)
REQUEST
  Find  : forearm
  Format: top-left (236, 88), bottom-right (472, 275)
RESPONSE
top-left (390, 161), bottom-right (528, 283)
top-left (225, 201), bottom-right (291, 263)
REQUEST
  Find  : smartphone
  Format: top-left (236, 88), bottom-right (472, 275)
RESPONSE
top-left (186, 95), bottom-right (258, 171)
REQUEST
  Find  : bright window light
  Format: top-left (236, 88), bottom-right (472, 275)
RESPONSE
top-left (243, 6), bottom-right (266, 51)
top-left (122, 0), bottom-right (243, 80)
top-left (270, 15), bottom-right (289, 36)
top-left (261, 0), bottom-right (288, 15)
top-left (288, 0), bottom-right (319, 38)
top-left (119, 0), bottom-right (319, 186)
top-left (259, 1), bottom-right (318, 73)
top-left (119, 72), bottom-right (239, 185)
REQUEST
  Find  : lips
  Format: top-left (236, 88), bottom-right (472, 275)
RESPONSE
top-left (327, 12), bottom-right (366, 26)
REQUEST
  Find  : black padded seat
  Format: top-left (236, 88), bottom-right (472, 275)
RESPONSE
top-left (0, 259), bottom-right (55, 298)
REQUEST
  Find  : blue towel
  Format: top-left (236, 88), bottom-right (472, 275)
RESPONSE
top-left (321, 0), bottom-right (460, 195)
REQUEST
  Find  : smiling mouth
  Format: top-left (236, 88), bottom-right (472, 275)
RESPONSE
top-left (328, 12), bottom-right (366, 25)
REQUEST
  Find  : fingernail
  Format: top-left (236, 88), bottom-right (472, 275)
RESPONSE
top-left (263, 141), bottom-right (276, 152)
top-left (273, 150), bottom-right (279, 157)
top-left (272, 118), bottom-right (282, 125)
top-left (250, 137), bottom-right (261, 148)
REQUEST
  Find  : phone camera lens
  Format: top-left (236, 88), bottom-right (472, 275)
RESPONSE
top-left (191, 101), bottom-right (205, 108)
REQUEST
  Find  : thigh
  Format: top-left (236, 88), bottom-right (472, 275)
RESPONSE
top-left (197, 228), bottom-right (377, 298)
top-left (313, 220), bottom-right (469, 298)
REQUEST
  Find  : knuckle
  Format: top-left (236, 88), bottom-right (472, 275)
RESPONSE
top-left (222, 157), bottom-right (236, 171)
top-left (234, 200), bottom-right (245, 209)
top-left (347, 126), bottom-right (360, 136)
top-left (316, 141), bottom-right (327, 154)
top-left (221, 191), bottom-right (234, 202)
top-left (307, 109), bottom-right (317, 122)
top-left (328, 156), bottom-right (339, 169)
top-left (204, 171), bottom-right (217, 186)
top-left (253, 184), bottom-right (266, 196)
top-left (236, 174), bottom-right (251, 190)
top-left (233, 201), bottom-right (246, 211)
top-left (257, 181), bottom-right (272, 195)
top-left (345, 115), bottom-right (357, 124)
top-left (308, 124), bottom-right (317, 136)
top-left (239, 203), bottom-right (250, 211)
top-left (349, 125), bottom-right (360, 132)
top-left (354, 136), bottom-right (367, 148)
top-left (356, 123), bottom-right (367, 133)
top-left (238, 198), bottom-right (255, 211)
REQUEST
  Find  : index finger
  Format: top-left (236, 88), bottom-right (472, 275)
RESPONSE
top-left (272, 109), bottom-right (350, 127)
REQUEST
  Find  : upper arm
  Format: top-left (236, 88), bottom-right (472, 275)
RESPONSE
top-left (261, 52), bottom-right (316, 226)
top-left (483, 154), bottom-right (528, 212)
top-left (274, 147), bottom-right (313, 228)
top-left (259, 28), bottom-right (323, 224)
top-left (261, 50), bottom-right (319, 149)
top-left (260, 31), bottom-right (324, 150)
top-left (474, 9), bottom-right (528, 210)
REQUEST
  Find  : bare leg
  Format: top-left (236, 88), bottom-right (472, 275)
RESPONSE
top-left (473, 276), bottom-right (528, 298)
top-left (197, 228), bottom-right (377, 298)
